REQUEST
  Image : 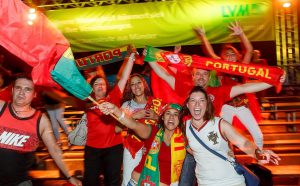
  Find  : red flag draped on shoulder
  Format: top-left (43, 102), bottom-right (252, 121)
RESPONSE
top-left (0, 0), bottom-right (69, 87)
top-left (150, 64), bottom-right (186, 105)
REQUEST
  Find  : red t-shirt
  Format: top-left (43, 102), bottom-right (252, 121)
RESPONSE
top-left (86, 86), bottom-right (123, 148)
top-left (134, 126), bottom-right (171, 185)
top-left (206, 86), bottom-right (232, 116)
top-left (158, 142), bottom-right (171, 185)
top-left (174, 72), bottom-right (232, 116)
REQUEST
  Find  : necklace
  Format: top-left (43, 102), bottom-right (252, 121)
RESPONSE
top-left (11, 104), bottom-right (32, 115)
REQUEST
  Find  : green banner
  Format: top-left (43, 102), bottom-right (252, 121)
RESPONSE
top-left (46, 0), bottom-right (274, 52)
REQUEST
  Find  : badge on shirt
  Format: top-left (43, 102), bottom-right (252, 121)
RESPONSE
top-left (208, 131), bottom-right (219, 145)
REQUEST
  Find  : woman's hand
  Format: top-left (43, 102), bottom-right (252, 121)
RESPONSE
top-left (132, 109), bottom-right (147, 120)
top-left (257, 149), bottom-right (281, 165)
top-left (145, 109), bottom-right (159, 120)
top-left (98, 102), bottom-right (116, 115)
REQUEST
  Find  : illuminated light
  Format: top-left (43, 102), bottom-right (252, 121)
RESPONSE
top-left (28, 13), bottom-right (37, 20)
top-left (29, 8), bottom-right (36, 13)
top-left (27, 20), bottom-right (33, 25)
top-left (27, 8), bottom-right (37, 25)
top-left (282, 2), bottom-right (291, 7)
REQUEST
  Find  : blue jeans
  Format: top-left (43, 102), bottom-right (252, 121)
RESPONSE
top-left (127, 179), bottom-right (137, 186)
top-left (179, 152), bottom-right (196, 186)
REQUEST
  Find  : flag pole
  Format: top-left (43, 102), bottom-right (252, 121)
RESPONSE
top-left (87, 96), bottom-right (118, 120)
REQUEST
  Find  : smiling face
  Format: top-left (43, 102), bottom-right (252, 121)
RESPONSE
top-left (162, 108), bottom-right (180, 132)
top-left (92, 78), bottom-right (107, 99)
top-left (130, 75), bottom-right (145, 97)
top-left (12, 78), bottom-right (35, 107)
top-left (220, 45), bottom-right (241, 63)
top-left (192, 68), bottom-right (210, 88)
top-left (187, 91), bottom-right (207, 121)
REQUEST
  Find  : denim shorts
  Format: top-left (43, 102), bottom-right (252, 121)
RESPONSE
top-left (127, 179), bottom-right (138, 186)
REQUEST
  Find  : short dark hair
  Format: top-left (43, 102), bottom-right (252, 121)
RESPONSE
top-left (13, 73), bottom-right (33, 87)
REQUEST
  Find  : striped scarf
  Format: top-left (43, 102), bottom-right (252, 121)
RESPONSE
top-left (138, 128), bottom-right (186, 185)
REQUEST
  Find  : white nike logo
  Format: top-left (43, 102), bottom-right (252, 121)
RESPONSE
top-left (0, 131), bottom-right (30, 147)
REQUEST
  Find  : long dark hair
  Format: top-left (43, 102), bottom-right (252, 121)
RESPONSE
top-left (181, 86), bottom-right (215, 121)
top-left (122, 73), bottom-right (151, 104)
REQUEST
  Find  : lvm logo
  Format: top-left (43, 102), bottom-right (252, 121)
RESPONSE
top-left (221, 3), bottom-right (265, 17)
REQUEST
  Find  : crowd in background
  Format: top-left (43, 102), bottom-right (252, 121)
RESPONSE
top-left (0, 22), bottom-right (285, 186)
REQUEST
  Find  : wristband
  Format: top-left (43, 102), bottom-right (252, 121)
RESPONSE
top-left (255, 148), bottom-right (262, 160)
top-left (118, 111), bottom-right (125, 121)
top-left (66, 176), bottom-right (73, 180)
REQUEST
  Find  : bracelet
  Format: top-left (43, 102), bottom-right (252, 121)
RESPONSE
top-left (255, 148), bottom-right (262, 160)
top-left (118, 111), bottom-right (125, 121)
top-left (66, 175), bottom-right (73, 180)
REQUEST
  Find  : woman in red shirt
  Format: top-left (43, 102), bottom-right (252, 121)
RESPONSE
top-left (83, 53), bottom-right (135, 186)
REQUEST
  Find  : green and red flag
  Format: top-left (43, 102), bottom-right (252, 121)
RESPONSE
top-left (144, 47), bottom-right (186, 104)
top-left (0, 0), bottom-right (69, 87)
top-left (51, 47), bottom-right (92, 100)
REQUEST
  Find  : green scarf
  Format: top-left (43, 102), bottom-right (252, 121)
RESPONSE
top-left (138, 128), bottom-right (164, 186)
top-left (138, 127), bottom-right (186, 185)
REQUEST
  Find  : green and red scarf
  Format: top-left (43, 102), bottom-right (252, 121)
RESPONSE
top-left (138, 128), bottom-right (186, 186)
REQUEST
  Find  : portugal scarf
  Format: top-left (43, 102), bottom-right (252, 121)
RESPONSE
top-left (145, 46), bottom-right (284, 93)
top-left (138, 128), bottom-right (186, 186)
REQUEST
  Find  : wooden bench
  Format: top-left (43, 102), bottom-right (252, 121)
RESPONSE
top-left (28, 169), bottom-right (82, 179)
top-left (263, 139), bottom-right (300, 146)
top-left (265, 165), bottom-right (300, 176)
top-left (64, 111), bottom-right (84, 115)
top-left (35, 151), bottom-right (84, 160)
top-left (236, 153), bottom-right (300, 165)
top-left (261, 133), bottom-right (300, 141)
top-left (28, 170), bottom-right (60, 179)
top-left (260, 96), bottom-right (300, 103)
top-left (261, 102), bottom-right (300, 110)
top-left (234, 145), bottom-right (300, 154)
top-left (44, 158), bottom-right (84, 171)
top-left (261, 109), bottom-right (300, 121)
top-left (259, 120), bottom-right (300, 126)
